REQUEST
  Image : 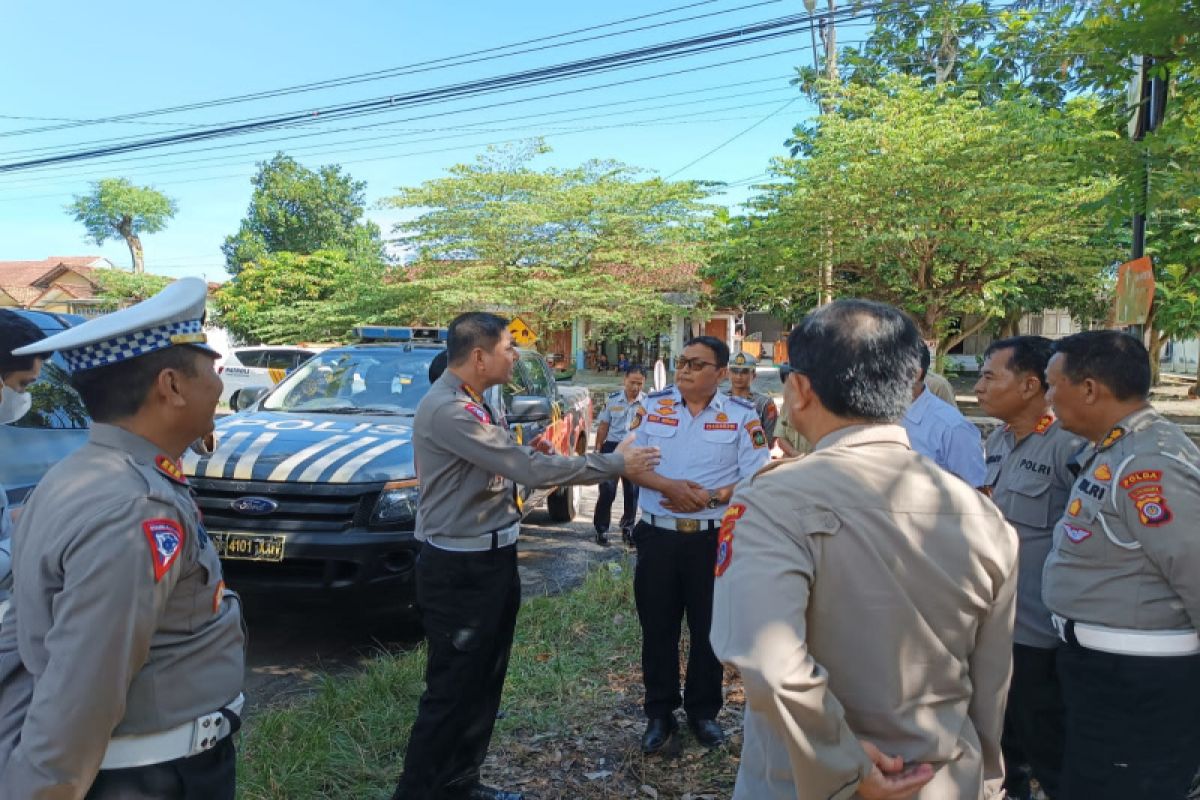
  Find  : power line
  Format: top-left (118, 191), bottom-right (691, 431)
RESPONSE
top-left (666, 96), bottom-right (800, 178)
top-left (0, 0), bottom-right (763, 138)
top-left (0, 71), bottom-right (819, 189)
top-left (0, 4), bottom-right (892, 172)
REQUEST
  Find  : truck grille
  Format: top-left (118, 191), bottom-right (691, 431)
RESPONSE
top-left (191, 477), bottom-right (384, 533)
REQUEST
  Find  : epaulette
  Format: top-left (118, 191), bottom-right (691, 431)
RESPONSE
top-left (727, 395), bottom-right (754, 410)
top-left (647, 386), bottom-right (674, 399)
top-left (607, 390), bottom-right (624, 398)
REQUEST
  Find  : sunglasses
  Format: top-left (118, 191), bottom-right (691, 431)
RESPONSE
top-left (674, 356), bottom-right (719, 372)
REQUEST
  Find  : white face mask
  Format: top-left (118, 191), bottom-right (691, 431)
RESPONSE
top-left (0, 384), bottom-right (32, 425)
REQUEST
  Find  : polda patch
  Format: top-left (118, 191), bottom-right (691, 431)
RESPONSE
top-left (1119, 469), bottom-right (1162, 489)
top-left (142, 519), bottom-right (185, 582)
top-left (715, 504), bottom-right (746, 577)
top-left (1134, 494), bottom-right (1173, 527)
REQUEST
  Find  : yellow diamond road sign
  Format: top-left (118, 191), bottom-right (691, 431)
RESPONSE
top-left (508, 316), bottom-right (538, 347)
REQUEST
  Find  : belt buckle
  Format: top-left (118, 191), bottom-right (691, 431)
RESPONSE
top-left (676, 518), bottom-right (700, 533)
top-left (190, 710), bottom-right (227, 754)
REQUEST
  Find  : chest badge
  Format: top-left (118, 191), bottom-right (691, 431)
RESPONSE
top-left (1067, 498), bottom-right (1082, 516)
top-left (1093, 464), bottom-right (1112, 481)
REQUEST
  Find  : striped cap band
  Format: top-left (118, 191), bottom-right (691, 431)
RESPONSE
top-left (63, 319), bottom-right (205, 373)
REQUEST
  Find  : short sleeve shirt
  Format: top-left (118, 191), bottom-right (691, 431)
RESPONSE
top-left (596, 390), bottom-right (646, 443)
top-left (902, 389), bottom-right (986, 486)
top-left (631, 387), bottom-right (769, 520)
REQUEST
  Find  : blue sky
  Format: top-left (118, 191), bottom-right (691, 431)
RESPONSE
top-left (0, 0), bottom-right (873, 282)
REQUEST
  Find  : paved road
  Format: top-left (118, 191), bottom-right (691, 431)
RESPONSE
top-left (241, 483), bottom-right (629, 712)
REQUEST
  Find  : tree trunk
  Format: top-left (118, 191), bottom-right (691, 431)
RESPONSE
top-left (1191, 357), bottom-right (1200, 400)
top-left (1144, 302), bottom-right (1162, 386)
top-left (117, 215), bottom-right (144, 274)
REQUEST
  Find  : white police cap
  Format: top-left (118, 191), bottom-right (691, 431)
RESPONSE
top-left (13, 277), bottom-right (216, 373)
top-left (730, 351), bottom-right (759, 370)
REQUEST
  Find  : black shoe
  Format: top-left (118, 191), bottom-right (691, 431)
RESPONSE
top-left (595, 530), bottom-right (610, 545)
top-left (688, 717), bottom-right (726, 747)
top-left (641, 716), bottom-right (678, 754)
top-left (466, 785), bottom-right (524, 800)
top-left (621, 528), bottom-right (634, 548)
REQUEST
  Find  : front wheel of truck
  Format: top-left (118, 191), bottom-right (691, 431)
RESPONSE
top-left (546, 483), bottom-right (578, 522)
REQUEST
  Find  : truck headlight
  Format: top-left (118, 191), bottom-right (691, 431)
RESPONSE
top-left (371, 480), bottom-right (420, 527)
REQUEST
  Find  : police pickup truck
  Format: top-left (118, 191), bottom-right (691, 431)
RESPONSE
top-left (183, 326), bottom-right (593, 608)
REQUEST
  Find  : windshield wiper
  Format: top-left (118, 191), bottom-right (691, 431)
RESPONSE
top-left (354, 407), bottom-right (415, 416)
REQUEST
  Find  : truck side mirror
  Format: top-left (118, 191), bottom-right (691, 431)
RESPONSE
top-left (507, 395), bottom-right (552, 423)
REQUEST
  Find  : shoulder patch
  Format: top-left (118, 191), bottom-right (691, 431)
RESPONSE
top-left (464, 402), bottom-right (490, 424)
top-left (715, 503), bottom-right (745, 577)
top-left (746, 422), bottom-right (768, 449)
top-left (1130, 487), bottom-right (1173, 526)
top-left (154, 455), bottom-right (188, 485)
top-left (142, 519), bottom-right (186, 582)
top-left (629, 410), bottom-right (644, 431)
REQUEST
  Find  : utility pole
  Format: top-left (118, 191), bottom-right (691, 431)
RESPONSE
top-left (1130, 55), bottom-right (1168, 262)
top-left (819, 0), bottom-right (837, 305)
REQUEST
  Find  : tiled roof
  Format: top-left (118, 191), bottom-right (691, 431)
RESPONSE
top-left (0, 256), bottom-right (109, 307)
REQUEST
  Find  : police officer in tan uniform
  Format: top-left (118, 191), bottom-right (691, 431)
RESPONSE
top-left (724, 351), bottom-right (778, 441)
top-left (1042, 330), bottom-right (1200, 799)
top-left (0, 279), bottom-right (245, 800)
top-left (712, 299), bottom-right (1018, 800)
top-left (975, 336), bottom-right (1086, 800)
top-left (391, 312), bottom-right (658, 800)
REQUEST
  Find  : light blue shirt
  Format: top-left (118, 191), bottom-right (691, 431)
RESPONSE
top-left (902, 387), bottom-right (987, 487)
top-left (596, 390), bottom-right (646, 443)
top-left (632, 386), bottom-right (770, 520)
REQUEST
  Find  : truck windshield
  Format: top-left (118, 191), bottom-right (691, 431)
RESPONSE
top-left (262, 348), bottom-right (438, 415)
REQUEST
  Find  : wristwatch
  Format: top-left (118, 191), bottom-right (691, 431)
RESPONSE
top-left (706, 490), bottom-right (721, 509)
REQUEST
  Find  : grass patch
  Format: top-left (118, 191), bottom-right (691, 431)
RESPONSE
top-left (238, 559), bottom-right (742, 799)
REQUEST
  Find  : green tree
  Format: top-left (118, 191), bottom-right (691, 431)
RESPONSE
top-left (91, 268), bottom-right (175, 310)
top-left (67, 178), bottom-right (177, 274)
top-left (1067, 0), bottom-right (1200, 382)
top-left (213, 249), bottom-right (387, 343)
top-left (222, 154), bottom-right (384, 275)
top-left (383, 140), bottom-right (716, 332)
top-left (1155, 264), bottom-right (1200, 394)
top-left (720, 77), bottom-right (1118, 357)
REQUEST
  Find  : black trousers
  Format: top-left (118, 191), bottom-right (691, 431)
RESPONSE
top-left (393, 542), bottom-right (521, 800)
top-left (632, 521), bottom-right (723, 721)
top-left (593, 440), bottom-right (639, 534)
top-left (1057, 641), bottom-right (1200, 800)
top-left (85, 736), bottom-right (236, 799)
top-left (1002, 643), bottom-right (1065, 799)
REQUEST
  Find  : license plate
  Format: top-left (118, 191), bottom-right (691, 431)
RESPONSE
top-left (211, 532), bottom-right (285, 562)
